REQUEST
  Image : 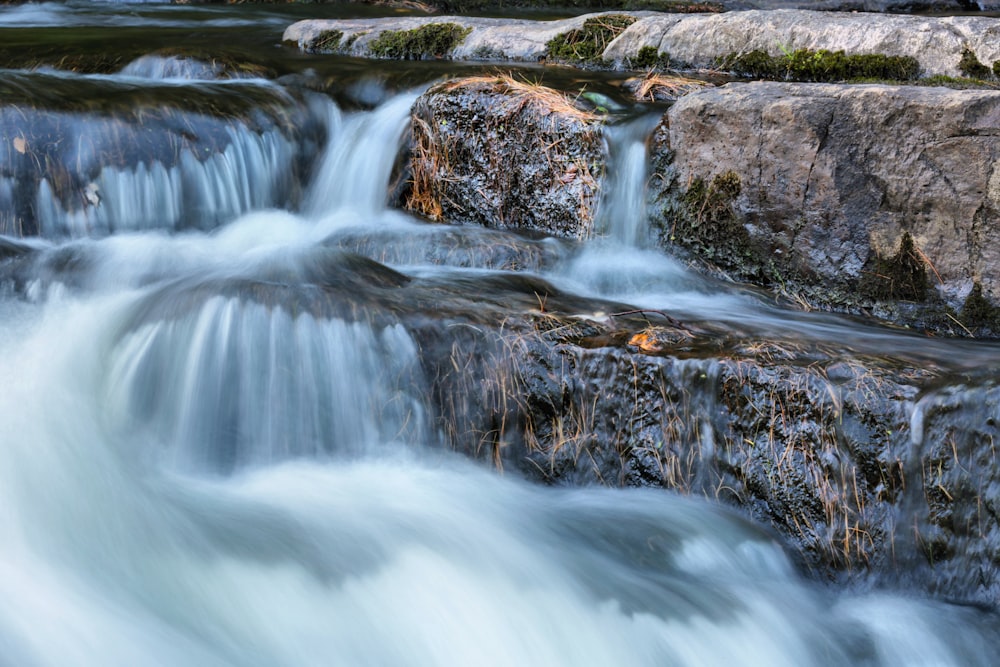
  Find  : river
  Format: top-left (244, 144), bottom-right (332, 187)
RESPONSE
top-left (1, 2), bottom-right (1000, 665)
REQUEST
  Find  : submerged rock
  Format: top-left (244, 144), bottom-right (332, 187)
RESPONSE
top-left (403, 75), bottom-right (607, 239)
top-left (653, 81), bottom-right (1000, 328)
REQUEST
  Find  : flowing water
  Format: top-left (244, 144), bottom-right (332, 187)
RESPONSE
top-left (3, 3), bottom-right (1000, 665)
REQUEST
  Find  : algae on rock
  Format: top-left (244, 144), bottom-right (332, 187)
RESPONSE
top-left (720, 49), bottom-right (920, 82)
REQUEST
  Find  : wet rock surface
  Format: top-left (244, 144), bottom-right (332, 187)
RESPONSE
top-left (403, 76), bottom-right (606, 239)
top-left (92, 241), bottom-right (1000, 607)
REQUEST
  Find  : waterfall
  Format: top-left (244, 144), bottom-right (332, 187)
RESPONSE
top-left (594, 113), bottom-right (662, 248)
top-left (2, 9), bottom-right (1000, 661)
top-left (304, 91), bottom-right (420, 222)
top-left (106, 296), bottom-right (429, 473)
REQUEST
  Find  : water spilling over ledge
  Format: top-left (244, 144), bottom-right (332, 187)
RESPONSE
top-left (4, 2), bottom-right (1000, 664)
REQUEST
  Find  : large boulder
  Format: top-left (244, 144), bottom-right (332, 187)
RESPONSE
top-left (402, 75), bottom-right (606, 239)
top-left (654, 81), bottom-right (1000, 330)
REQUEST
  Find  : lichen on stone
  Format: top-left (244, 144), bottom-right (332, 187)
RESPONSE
top-left (546, 15), bottom-right (637, 64)
top-left (369, 23), bottom-right (472, 60)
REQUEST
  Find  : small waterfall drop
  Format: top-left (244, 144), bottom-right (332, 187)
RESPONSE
top-left (107, 296), bottom-right (429, 473)
top-left (305, 91), bottom-right (420, 221)
top-left (594, 113), bottom-right (661, 248)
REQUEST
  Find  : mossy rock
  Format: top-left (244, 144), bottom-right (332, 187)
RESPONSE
top-left (666, 171), bottom-right (757, 267)
top-left (720, 49), bottom-right (920, 83)
top-left (313, 29), bottom-right (344, 52)
top-left (546, 14), bottom-right (637, 64)
top-left (369, 23), bottom-right (472, 60)
top-left (960, 282), bottom-right (1000, 334)
top-left (629, 45), bottom-right (671, 71)
top-left (859, 232), bottom-right (928, 302)
top-left (958, 47), bottom-right (991, 80)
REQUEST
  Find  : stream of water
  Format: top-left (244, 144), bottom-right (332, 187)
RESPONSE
top-left (3, 3), bottom-right (1000, 665)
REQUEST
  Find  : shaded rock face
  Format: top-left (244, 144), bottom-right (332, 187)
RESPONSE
top-left (0, 70), bottom-right (325, 238)
top-left (654, 82), bottom-right (1000, 324)
top-left (404, 76), bottom-right (606, 239)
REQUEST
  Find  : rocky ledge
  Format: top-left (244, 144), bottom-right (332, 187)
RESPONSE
top-left (285, 10), bottom-right (1000, 79)
top-left (397, 75), bottom-right (1000, 333)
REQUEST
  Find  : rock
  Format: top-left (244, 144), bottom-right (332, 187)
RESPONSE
top-left (419, 267), bottom-right (1000, 606)
top-left (287, 10), bottom-right (1000, 79)
top-left (403, 75), bottom-right (606, 239)
top-left (653, 81), bottom-right (1000, 328)
top-left (605, 10), bottom-right (1000, 78)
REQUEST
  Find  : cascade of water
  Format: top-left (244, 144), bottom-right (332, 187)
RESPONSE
top-left (120, 55), bottom-right (232, 80)
top-left (304, 91), bottom-right (420, 223)
top-left (32, 123), bottom-right (296, 237)
top-left (106, 295), bottom-right (429, 473)
top-left (2, 16), bottom-right (1000, 658)
top-left (593, 113), bottom-right (662, 248)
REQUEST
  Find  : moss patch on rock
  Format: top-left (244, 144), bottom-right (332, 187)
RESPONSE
top-left (666, 171), bottom-right (756, 267)
top-left (313, 29), bottom-right (344, 52)
top-left (369, 23), bottom-right (472, 60)
top-left (546, 15), bottom-right (637, 64)
top-left (960, 282), bottom-right (999, 333)
top-left (860, 232), bottom-right (929, 301)
top-left (958, 47), bottom-right (991, 79)
top-left (720, 49), bottom-right (920, 82)
top-left (628, 45), bottom-right (671, 71)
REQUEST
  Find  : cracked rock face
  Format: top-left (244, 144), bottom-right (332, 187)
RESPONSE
top-left (653, 81), bottom-right (1000, 314)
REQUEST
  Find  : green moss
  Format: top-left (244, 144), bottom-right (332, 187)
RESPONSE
top-left (369, 23), bottom-right (472, 60)
top-left (860, 232), bottom-right (928, 301)
top-left (425, 0), bottom-right (721, 12)
top-left (719, 49), bottom-right (920, 82)
top-left (994, 60), bottom-right (1000, 79)
top-left (669, 171), bottom-right (749, 262)
top-left (630, 45), bottom-right (671, 70)
top-left (918, 75), bottom-right (999, 89)
top-left (546, 14), bottom-right (637, 64)
top-left (958, 47), bottom-right (991, 79)
top-left (313, 29), bottom-right (343, 52)
top-left (960, 282), bottom-right (998, 331)
top-left (343, 31), bottom-right (366, 50)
